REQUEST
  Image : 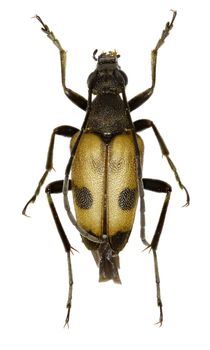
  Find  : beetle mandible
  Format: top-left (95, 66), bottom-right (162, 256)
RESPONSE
top-left (23, 11), bottom-right (189, 327)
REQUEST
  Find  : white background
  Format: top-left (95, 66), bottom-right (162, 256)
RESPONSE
top-left (1, 0), bottom-right (209, 349)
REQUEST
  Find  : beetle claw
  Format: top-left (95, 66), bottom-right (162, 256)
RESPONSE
top-left (63, 310), bottom-right (70, 328)
top-left (182, 186), bottom-right (190, 207)
top-left (22, 195), bottom-right (36, 216)
top-left (154, 318), bottom-right (163, 327)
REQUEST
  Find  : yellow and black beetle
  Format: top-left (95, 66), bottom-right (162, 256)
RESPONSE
top-left (23, 11), bottom-right (189, 326)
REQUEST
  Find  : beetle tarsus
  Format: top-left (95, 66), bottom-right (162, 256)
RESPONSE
top-left (22, 170), bottom-right (49, 216)
top-left (34, 15), bottom-right (64, 51)
top-left (33, 15), bottom-right (47, 30)
top-left (22, 195), bottom-right (36, 216)
top-left (182, 186), bottom-right (190, 207)
top-left (155, 303), bottom-right (163, 327)
top-left (166, 155), bottom-right (190, 206)
top-left (66, 251), bottom-right (73, 327)
top-left (64, 305), bottom-right (71, 328)
top-left (154, 10), bottom-right (177, 52)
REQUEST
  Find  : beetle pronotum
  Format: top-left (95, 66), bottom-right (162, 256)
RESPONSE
top-left (23, 11), bottom-right (189, 327)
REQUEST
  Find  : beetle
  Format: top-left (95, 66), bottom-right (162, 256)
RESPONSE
top-left (23, 11), bottom-right (189, 327)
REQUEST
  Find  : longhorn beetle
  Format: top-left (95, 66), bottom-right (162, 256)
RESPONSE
top-left (23, 11), bottom-right (189, 327)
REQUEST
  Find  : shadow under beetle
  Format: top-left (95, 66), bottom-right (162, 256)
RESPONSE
top-left (23, 11), bottom-right (190, 327)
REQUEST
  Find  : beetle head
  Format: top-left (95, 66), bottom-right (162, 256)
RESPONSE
top-left (87, 50), bottom-right (128, 95)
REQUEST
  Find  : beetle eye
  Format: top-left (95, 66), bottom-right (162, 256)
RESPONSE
top-left (119, 70), bottom-right (128, 85)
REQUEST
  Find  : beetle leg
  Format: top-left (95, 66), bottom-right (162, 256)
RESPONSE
top-left (34, 15), bottom-right (87, 111)
top-left (22, 125), bottom-right (79, 216)
top-left (45, 180), bottom-right (74, 327)
top-left (128, 11), bottom-right (177, 111)
top-left (143, 178), bottom-right (172, 326)
top-left (143, 179), bottom-right (171, 251)
top-left (134, 119), bottom-right (190, 206)
top-left (132, 131), bottom-right (147, 246)
top-left (121, 88), bottom-right (147, 248)
top-left (45, 179), bottom-right (102, 325)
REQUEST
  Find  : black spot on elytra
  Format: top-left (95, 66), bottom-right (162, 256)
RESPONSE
top-left (74, 186), bottom-right (93, 209)
top-left (109, 231), bottom-right (131, 252)
top-left (118, 188), bottom-right (137, 210)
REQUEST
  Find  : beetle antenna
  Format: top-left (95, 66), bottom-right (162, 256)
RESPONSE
top-left (93, 49), bottom-right (98, 61)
